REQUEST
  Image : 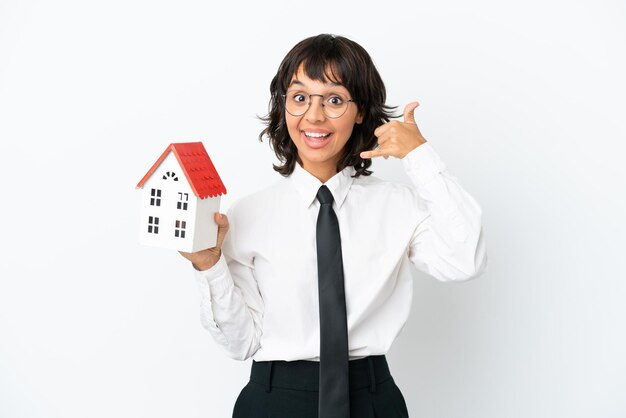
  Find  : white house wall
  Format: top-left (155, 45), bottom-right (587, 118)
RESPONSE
top-left (193, 195), bottom-right (220, 251)
top-left (139, 152), bottom-right (198, 252)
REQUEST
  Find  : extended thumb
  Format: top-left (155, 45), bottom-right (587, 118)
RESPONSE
top-left (403, 101), bottom-right (420, 124)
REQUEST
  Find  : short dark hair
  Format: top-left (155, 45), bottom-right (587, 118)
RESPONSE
top-left (258, 34), bottom-right (396, 177)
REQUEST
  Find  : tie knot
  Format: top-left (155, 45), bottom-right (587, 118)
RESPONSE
top-left (316, 185), bottom-right (334, 205)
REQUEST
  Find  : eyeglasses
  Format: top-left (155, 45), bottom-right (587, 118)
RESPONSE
top-left (282, 91), bottom-right (356, 119)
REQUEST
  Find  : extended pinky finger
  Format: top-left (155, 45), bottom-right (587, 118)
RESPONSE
top-left (360, 150), bottom-right (373, 159)
top-left (360, 149), bottom-right (384, 159)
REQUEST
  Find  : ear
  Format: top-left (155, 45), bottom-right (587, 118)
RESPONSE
top-left (355, 109), bottom-right (364, 125)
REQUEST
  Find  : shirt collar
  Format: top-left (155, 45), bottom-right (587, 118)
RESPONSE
top-left (289, 162), bottom-right (356, 209)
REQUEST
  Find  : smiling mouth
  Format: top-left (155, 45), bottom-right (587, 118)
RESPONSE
top-left (302, 131), bottom-right (332, 140)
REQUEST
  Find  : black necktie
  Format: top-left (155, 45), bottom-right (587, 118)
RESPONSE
top-left (316, 185), bottom-right (350, 418)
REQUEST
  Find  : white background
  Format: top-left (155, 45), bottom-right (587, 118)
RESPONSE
top-left (1, 1), bottom-right (625, 417)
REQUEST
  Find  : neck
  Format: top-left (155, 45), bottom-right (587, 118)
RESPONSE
top-left (303, 164), bottom-right (337, 183)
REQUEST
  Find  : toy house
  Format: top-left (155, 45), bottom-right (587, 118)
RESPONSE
top-left (136, 142), bottom-right (226, 253)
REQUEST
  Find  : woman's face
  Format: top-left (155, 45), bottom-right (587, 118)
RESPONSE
top-left (285, 65), bottom-right (363, 182)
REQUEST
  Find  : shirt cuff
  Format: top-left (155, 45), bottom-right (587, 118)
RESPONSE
top-left (193, 253), bottom-right (234, 297)
top-left (401, 142), bottom-right (448, 187)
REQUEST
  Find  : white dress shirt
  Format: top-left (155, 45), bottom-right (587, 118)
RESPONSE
top-left (194, 142), bottom-right (487, 362)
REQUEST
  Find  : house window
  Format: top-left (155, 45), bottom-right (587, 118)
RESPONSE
top-left (174, 220), bottom-right (186, 238)
top-left (163, 171), bottom-right (179, 181)
top-left (150, 188), bottom-right (161, 206)
top-left (148, 216), bottom-right (159, 234)
top-left (177, 192), bottom-right (189, 210)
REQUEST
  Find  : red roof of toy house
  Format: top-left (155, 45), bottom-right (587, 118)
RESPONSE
top-left (136, 142), bottom-right (227, 199)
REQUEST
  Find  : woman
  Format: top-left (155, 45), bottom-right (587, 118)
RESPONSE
top-left (181, 33), bottom-right (487, 418)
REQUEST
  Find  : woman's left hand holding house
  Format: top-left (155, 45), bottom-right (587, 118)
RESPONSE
top-left (179, 212), bottom-right (230, 271)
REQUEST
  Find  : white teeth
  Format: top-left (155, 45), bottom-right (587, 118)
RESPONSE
top-left (304, 131), bottom-right (331, 138)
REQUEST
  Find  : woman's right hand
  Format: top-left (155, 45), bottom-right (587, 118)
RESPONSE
top-left (179, 212), bottom-right (230, 271)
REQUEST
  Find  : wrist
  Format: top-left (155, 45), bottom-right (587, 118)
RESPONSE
top-left (192, 251), bottom-right (221, 271)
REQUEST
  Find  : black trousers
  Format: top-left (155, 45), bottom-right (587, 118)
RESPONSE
top-left (232, 355), bottom-right (409, 418)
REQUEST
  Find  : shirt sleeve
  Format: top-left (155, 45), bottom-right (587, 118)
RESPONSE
top-left (193, 205), bottom-right (264, 360)
top-left (402, 142), bottom-right (488, 281)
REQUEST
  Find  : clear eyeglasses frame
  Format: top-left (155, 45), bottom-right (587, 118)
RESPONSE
top-left (282, 91), bottom-right (356, 119)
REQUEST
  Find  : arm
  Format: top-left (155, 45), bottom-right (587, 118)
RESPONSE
top-left (182, 210), bottom-right (264, 360)
top-left (403, 143), bottom-right (487, 281)
top-left (361, 101), bottom-right (487, 281)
